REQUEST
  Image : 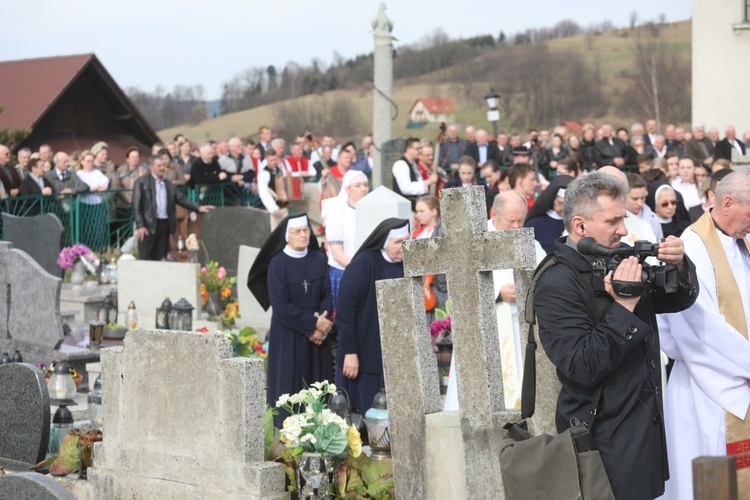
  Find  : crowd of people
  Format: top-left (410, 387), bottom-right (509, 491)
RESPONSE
top-left (3, 117), bottom-right (750, 497)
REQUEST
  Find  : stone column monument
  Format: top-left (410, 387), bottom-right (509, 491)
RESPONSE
top-left (371, 3), bottom-right (395, 188)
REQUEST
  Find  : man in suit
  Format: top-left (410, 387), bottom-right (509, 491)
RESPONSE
top-left (715, 125), bottom-right (746, 161)
top-left (132, 154), bottom-right (213, 261)
top-left (644, 119), bottom-right (658, 147)
top-left (647, 135), bottom-right (668, 158)
top-left (44, 152), bottom-right (90, 195)
top-left (463, 129), bottom-right (501, 168)
top-left (437, 124), bottom-right (467, 171)
top-left (258, 126), bottom-right (273, 160)
top-left (595, 123), bottom-right (627, 168)
top-left (684, 124), bottom-right (715, 167)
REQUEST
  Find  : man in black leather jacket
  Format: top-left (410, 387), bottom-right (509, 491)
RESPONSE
top-left (132, 154), bottom-right (213, 260)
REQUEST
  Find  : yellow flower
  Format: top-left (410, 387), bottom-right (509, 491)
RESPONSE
top-left (347, 425), bottom-right (362, 458)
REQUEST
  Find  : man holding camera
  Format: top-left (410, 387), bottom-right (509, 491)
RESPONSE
top-left (533, 172), bottom-right (698, 499)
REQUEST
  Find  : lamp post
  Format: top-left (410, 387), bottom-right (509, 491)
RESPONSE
top-left (485, 88), bottom-right (501, 139)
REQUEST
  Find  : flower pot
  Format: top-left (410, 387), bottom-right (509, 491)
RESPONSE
top-left (70, 261), bottom-right (85, 285)
top-left (206, 292), bottom-right (222, 320)
top-left (297, 452), bottom-right (334, 499)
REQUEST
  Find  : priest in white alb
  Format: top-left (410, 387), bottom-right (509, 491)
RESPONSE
top-left (659, 168), bottom-right (750, 499)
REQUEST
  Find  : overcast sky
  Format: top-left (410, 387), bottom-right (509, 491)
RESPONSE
top-left (2, 0), bottom-right (690, 100)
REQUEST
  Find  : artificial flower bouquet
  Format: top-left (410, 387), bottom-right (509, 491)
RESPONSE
top-left (276, 381), bottom-right (362, 457)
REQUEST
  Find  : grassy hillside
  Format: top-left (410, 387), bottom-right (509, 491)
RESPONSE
top-left (159, 20), bottom-right (691, 143)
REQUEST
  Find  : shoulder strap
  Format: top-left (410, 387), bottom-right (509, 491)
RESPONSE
top-left (520, 253), bottom-right (602, 427)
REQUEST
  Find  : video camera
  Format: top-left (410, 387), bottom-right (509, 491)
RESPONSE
top-left (577, 237), bottom-right (679, 297)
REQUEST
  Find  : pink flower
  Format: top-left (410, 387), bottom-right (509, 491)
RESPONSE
top-left (201, 267), bottom-right (207, 274)
top-left (217, 267), bottom-right (226, 280)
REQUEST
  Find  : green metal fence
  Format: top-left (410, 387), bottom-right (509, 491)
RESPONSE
top-left (0, 182), bottom-right (265, 253)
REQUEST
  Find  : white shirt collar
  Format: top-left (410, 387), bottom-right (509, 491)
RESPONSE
top-left (283, 246), bottom-right (308, 258)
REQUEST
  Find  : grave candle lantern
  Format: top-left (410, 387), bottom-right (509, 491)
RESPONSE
top-left (170, 298), bottom-right (194, 332)
top-left (89, 320), bottom-right (105, 346)
top-left (98, 294), bottom-right (117, 325)
top-left (87, 375), bottom-right (103, 430)
top-left (156, 298), bottom-right (173, 330)
top-left (49, 361), bottom-right (77, 400)
top-left (50, 404), bottom-right (74, 456)
top-left (364, 388), bottom-right (391, 460)
top-left (125, 301), bottom-right (138, 330)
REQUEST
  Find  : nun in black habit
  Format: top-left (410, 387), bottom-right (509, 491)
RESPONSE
top-left (247, 213), bottom-right (334, 427)
top-left (336, 218), bottom-right (409, 413)
top-left (524, 175), bottom-right (573, 254)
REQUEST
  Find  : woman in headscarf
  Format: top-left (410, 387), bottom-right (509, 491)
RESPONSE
top-left (324, 170), bottom-right (369, 311)
top-left (524, 175), bottom-right (573, 254)
top-left (336, 218), bottom-right (409, 412)
top-left (648, 183), bottom-right (690, 238)
top-left (247, 213), bottom-right (333, 427)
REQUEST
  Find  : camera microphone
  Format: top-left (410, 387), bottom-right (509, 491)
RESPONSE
top-left (577, 237), bottom-right (610, 257)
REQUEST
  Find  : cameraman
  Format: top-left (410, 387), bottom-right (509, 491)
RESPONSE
top-left (533, 172), bottom-right (698, 499)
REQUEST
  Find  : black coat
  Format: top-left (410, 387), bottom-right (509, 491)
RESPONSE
top-left (189, 158), bottom-right (225, 187)
top-left (19, 175), bottom-right (53, 216)
top-left (594, 137), bottom-right (627, 166)
top-left (715, 137), bottom-right (746, 161)
top-left (463, 142), bottom-right (502, 166)
top-left (579, 139), bottom-right (601, 170)
top-left (534, 239), bottom-right (698, 499)
top-left (131, 174), bottom-right (201, 235)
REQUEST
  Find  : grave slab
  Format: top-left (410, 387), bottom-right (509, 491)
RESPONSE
top-left (0, 363), bottom-right (50, 470)
top-left (89, 329), bottom-right (286, 499)
top-left (117, 260), bottom-right (200, 325)
top-left (0, 472), bottom-right (75, 500)
top-left (2, 213), bottom-right (65, 278)
top-left (200, 207), bottom-right (271, 276)
top-left (354, 186), bottom-right (412, 250)
top-left (0, 244), bottom-right (99, 391)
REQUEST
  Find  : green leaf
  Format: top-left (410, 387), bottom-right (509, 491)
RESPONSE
top-left (365, 474), bottom-right (395, 498)
top-left (445, 299), bottom-right (451, 316)
top-left (434, 307), bottom-right (447, 320)
top-left (49, 432), bottom-right (80, 476)
top-left (361, 459), bottom-right (391, 485)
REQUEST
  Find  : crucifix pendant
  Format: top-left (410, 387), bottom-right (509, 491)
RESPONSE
top-left (302, 279), bottom-right (309, 293)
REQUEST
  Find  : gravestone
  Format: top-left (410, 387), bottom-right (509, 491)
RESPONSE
top-left (0, 242), bottom-right (99, 387)
top-left (376, 186), bottom-right (558, 499)
top-left (89, 328), bottom-right (286, 499)
top-left (237, 246), bottom-right (272, 333)
top-left (354, 186), bottom-right (412, 250)
top-left (117, 260), bottom-right (201, 325)
top-left (200, 206), bottom-right (271, 276)
top-left (2, 213), bottom-right (65, 278)
top-left (0, 472), bottom-right (74, 500)
top-left (380, 138), bottom-right (405, 193)
top-left (0, 363), bottom-right (50, 470)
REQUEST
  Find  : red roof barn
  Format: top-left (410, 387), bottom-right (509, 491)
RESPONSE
top-left (0, 54), bottom-right (159, 161)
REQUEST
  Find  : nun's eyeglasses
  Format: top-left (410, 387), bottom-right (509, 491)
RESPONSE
top-left (289, 227), bottom-right (310, 236)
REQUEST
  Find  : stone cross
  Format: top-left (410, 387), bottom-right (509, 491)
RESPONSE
top-left (371, 3), bottom-right (395, 188)
top-left (377, 186), bottom-right (558, 499)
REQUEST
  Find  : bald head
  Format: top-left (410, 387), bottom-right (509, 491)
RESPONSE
top-left (491, 191), bottom-right (527, 231)
top-left (599, 166), bottom-right (627, 183)
top-left (0, 145), bottom-right (9, 165)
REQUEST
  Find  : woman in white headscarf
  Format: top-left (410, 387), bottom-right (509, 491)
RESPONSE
top-left (324, 170), bottom-right (369, 311)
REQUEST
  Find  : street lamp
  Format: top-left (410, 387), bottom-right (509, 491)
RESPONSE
top-left (485, 88), bottom-right (501, 139)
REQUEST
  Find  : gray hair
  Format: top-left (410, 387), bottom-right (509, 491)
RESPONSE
top-left (715, 169), bottom-right (750, 205)
top-left (199, 142), bottom-right (213, 153)
top-left (492, 190), bottom-right (526, 216)
top-left (17, 147), bottom-right (31, 155)
top-left (562, 172), bottom-right (628, 231)
top-left (270, 138), bottom-right (285, 148)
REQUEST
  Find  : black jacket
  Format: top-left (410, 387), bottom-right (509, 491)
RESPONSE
top-left (579, 139), bottom-right (601, 170)
top-left (594, 137), bottom-right (627, 166)
top-left (534, 239), bottom-right (698, 499)
top-left (189, 158), bottom-right (226, 187)
top-left (463, 142), bottom-right (502, 166)
top-left (20, 174), bottom-right (52, 197)
top-left (715, 137), bottom-right (746, 161)
top-left (132, 174), bottom-right (201, 235)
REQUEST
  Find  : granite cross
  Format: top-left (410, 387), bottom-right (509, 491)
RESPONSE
top-left (376, 186), bottom-right (557, 499)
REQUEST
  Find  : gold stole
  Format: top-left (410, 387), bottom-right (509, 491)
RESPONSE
top-left (692, 211), bottom-right (750, 488)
